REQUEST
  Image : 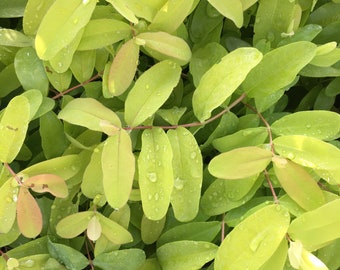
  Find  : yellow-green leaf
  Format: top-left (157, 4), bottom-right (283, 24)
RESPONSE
top-left (102, 129), bottom-right (135, 209)
top-left (208, 0), bottom-right (243, 28)
top-left (108, 38), bottom-right (140, 96)
top-left (106, 0), bottom-right (138, 24)
top-left (141, 215), bottom-right (166, 245)
top-left (70, 50), bottom-right (96, 83)
top-left (273, 157), bottom-right (325, 211)
top-left (0, 179), bottom-right (19, 233)
top-left (87, 215), bottom-right (102, 241)
top-left (17, 186), bottom-right (42, 238)
top-left (0, 28), bottom-right (32, 47)
top-left (167, 127), bottom-right (203, 222)
top-left (125, 60), bottom-right (181, 127)
top-left (192, 47), bottom-right (262, 122)
top-left (138, 128), bottom-right (173, 220)
top-left (209, 146), bottom-right (272, 180)
top-left (215, 205), bottom-right (290, 270)
top-left (0, 95), bottom-right (30, 163)
top-left (35, 0), bottom-right (96, 60)
top-left (56, 211), bottom-right (93, 239)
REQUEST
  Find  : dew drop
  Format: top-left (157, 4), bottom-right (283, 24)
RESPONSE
top-left (287, 153), bottom-right (295, 159)
top-left (147, 172), bottom-right (157, 182)
top-left (249, 231), bottom-right (266, 252)
top-left (145, 84), bottom-right (150, 90)
top-left (57, 62), bottom-right (63, 67)
top-left (190, 152), bottom-right (197, 159)
top-left (21, 259), bottom-right (35, 267)
top-left (73, 18), bottom-right (79, 24)
top-left (174, 177), bottom-right (184, 190)
top-left (12, 194), bottom-right (18, 202)
top-left (148, 194), bottom-right (153, 200)
top-left (82, 0), bottom-right (90, 4)
top-left (306, 124), bottom-right (311, 129)
top-left (154, 193), bottom-right (159, 201)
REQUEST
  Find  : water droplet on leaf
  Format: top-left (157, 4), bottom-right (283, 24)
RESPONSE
top-left (147, 172), bottom-right (157, 182)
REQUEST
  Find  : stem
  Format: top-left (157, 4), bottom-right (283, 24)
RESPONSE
top-left (221, 213), bottom-right (225, 242)
top-left (85, 238), bottom-right (94, 270)
top-left (264, 169), bottom-right (279, 204)
top-left (4, 163), bottom-right (22, 185)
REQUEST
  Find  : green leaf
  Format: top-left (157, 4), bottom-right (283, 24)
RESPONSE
top-left (40, 111), bottom-right (68, 159)
top-left (192, 47), bottom-right (262, 122)
top-left (70, 50), bottom-right (96, 83)
top-left (136, 31), bottom-right (192, 66)
top-left (288, 199), bottom-right (340, 251)
top-left (44, 62), bottom-right (72, 92)
top-left (35, 0), bottom-right (96, 60)
top-left (106, 0), bottom-right (139, 24)
top-left (208, 0), bottom-right (243, 28)
top-left (19, 254), bottom-right (54, 269)
top-left (0, 28), bottom-right (32, 47)
top-left (102, 129), bottom-right (135, 209)
top-left (48, 239), bottom-right (89, 270)
top-left (97, 213), bottom-right (133, 244)
top-left (167, 127), bottom-right (203, 222)
top-left (157, 240), bottom-right (218, 270)
top-left (0, 0), bottom-right (27, 18)
top-left (214, 205), bottom-right (290, 270)
top-left (0, 179), bottom-right (19, 233)
top-left (87, 215), bottom-right (102, 241)
top-left (14, 47), bottom-right (49, 95)
top-left (273, 157), bottom-right (326, 211)
top-left (108, 38), bottom-right (140, 96)
top-left (271, 110), bottom-right (340, 141)
top-left (156, 107), bottom-right (187, 126)
top-left (212, 127), bottom-right (268, 153)
top-left (273, 135), bottom-right (340, 184)
top-left (242, 42), bottom-right (317, 98)
top-left (0, 63), bottom-right (21, 98)
top-left (209, 146), bottom-right (272, 179)
top-left (141, 215), bottom-right (166, 244)
top-left (258, 239), bottom-right (288, 270)
top-left (17, 186), bottom-right (43, 238)
top-left (125, 60), bottom-right (181, 127)
top-left (21, 89), bottom-right (43, 120)
top-left (307, 2), bottom-right (340, 27)
top-left (58, 98), bottom-right (121, 132)
top-left (0, 95), bottom-right (30, 163)
top-left (93, 249), bottom-right (146, 270)
top-left (138, 128), bottom-right (173, 220)
top-left (157, 221), bottom-right (220, 248)
top-left (77, 19), bottom-right (131, 50)
top-left (149, 0), bottom-right (194, 33)
top-left (56, 211), bottom-right (93, 238)
top-left (23, 0), bottom-right (55, 36)
top-left (0, 221), bottom-right (20, 248)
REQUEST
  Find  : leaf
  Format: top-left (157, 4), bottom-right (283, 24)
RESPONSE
top-left (288, 199), bottom-right (340, 251)
top-left (23, 0), bottom-right (55, 36)
top-left (108, 38), bottom-right (140, 96)
top-left (21, 89), bottom-right (43, 120)
top-left (136, 31), bottom-right (192, 66)
top-left (97, 213), bottom-right (133, 244)
top-left (271, 110), bottom-right (340, 141)
top-left (77, 18), bottom-right (131, 51)
top-left (273, 157), bottom-right (325, 211)
top-left (44, 62), bottom-right (72, 92)
top-left (102, 129), bottom-right (135, 209)
top-left (24, 174), bottom-right (68, 198)
top-left (0, 0), bottom-right (27, 18)
top-left (0, 179), bottom-right (19, 233)
top-left (157, 221), bottom-right (221, 248)
top-left (18, 254), bottom-right (53, 269)
top-left (0, 63), bottom-right (21, 98)
top-left (125, 60), bottom-right (181, 127)
top-left (167, 127), bottom-right (203, 222)
top-left (214, 205), bottom-right (290, 270)
top-left (106, 0), bottom-right (138, 24)
top-left (0, 28), bottom-right (32, 47)
top-left (157, 240), bottom-right (218, 270)
top-left (58, 98), bottom-right (121, 132)
top-left (208, 0), bottom-right (243, 28)
top-left (273, 135), bottom-right (340, 184)
top-left (258, 239), bottom-right (288, 270)
top-left (70, 50), bottom-right (96, 83)
top-left (209, 146), bottom-right (272, 179)
top-left (56, 211), bottom-right (93, 239)
top-left (192, 47), bottom-right (262, 122)
top-left (149, 0), bottom-right (194, 33)
top-left (17, 186), bottom-right (43, 238)
top-left (212, 127), bottom-right (268, 153)
top-left (48, 239), bottom-right (89, 270)
top-left (141, 215), bottom-right (166, 244)
top-left (93, 249), bottom-right (146, 270)
top-left (87, 215), bottom-right (102, 241)
top-left (0, 95), bottom-right (30, 163)
top-left (35, 0), bottom-right (96, 60)
top-left (138, 128), bottom-right (174, 220)
top-left (242, 42), bottom-right (317, 99)
top-left (156, 107), bottom-right (187, 126)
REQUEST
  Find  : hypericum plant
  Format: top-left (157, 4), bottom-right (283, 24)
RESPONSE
top-left (0, 0), bottom-right (340, 269)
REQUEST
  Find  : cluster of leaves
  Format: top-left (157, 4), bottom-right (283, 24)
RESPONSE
top-left (0, 0), bottom-right (340, 269)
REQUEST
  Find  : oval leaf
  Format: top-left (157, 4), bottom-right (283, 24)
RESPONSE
top-left (0, 95), bottom-right (30, 163)
top-left (87, 215), bottom-right (102, 241)
top-left (167, 127), bottom-right (203, 222)
top-left (271, 110), bottom-right (340, 141)
top-left (208, 0), bottom-right (243, 28)
top-left (56, 211), bottom-right (93, 239)
top-left (157, 240), bottom-right (218, 270)
top-left (58, 98), bottom-right (121, 131)
top-left (108, 38), bottom-right (140, 96)
top-left (70, 50), bottom-right (96, 83)
top-left (125, 60), bottom-right (181, 127)
top-left (17, 187), bottom-right (43, 238)
top-left (0, 179), bottom-right (19, 233)
top-left (141, 215), bottom-right (166, 245)
top-left (209, 146), bottom-right (272, 179)
top-left (138, 128), bottom-right (174, 220)
top-left (215, 205), bottom-right (290, 270)
top-left (192, 47), bottom-right (262, 121)
top-left (102, 129), bottom-right (135, 209)
top-left (106, 0), bottom-right (138, 24)
top-left (35, 0), bottom-right (96, 60)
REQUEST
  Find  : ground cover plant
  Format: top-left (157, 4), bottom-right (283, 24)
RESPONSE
top-left (0, 0), bottom-right (340, 269)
